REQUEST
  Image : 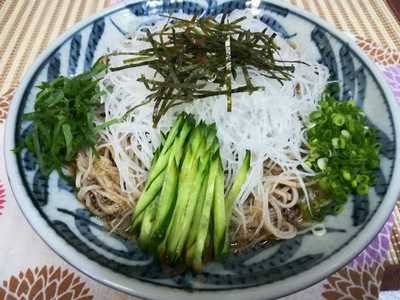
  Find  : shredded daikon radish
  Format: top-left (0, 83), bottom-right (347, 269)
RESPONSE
top-left (97, 10), bottom-right (330, 240)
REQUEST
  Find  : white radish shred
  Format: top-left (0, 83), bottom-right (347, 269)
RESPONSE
top-left (97, 10), bottom-right (330, 240)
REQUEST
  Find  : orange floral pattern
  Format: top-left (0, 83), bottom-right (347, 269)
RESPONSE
top-left (322, 263), bottom-right (384, 300)
top-left (0, 266), bottom-right (93, 300)
top-left (357, 36), bottom-right (400, 66)
top-left (0, 86), bottom-right (15, 123)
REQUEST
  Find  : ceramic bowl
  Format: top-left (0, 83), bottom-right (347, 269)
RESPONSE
top-left (5, 0), bottom-right (400, 299)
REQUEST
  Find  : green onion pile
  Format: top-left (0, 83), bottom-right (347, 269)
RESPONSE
top-left (305, 95), bottom-right (380, 220)
top-left (131, 113), bottom-right (250, 270)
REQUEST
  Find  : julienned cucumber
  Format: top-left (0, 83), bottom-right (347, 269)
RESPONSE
top-left (222, 149), bottom-right (251, 256)
top-left (131, 113), bottom-right (251, 270)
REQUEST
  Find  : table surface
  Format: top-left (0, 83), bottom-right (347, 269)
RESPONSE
top-left (0, 1), bottom-right (399, 299)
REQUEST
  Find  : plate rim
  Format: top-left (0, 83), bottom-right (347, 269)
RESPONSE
top-left (4, 0), bottom-right (400, 299)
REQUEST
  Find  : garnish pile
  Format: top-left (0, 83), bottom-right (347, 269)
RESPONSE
top-left (132, 113), bottom-right (250, 270)
top-left (112, 14), bottom-right (300, 126)
top-left (306, 95), bottom-right (380, 220)
top-left (21, 61), bottom-right (106, 176)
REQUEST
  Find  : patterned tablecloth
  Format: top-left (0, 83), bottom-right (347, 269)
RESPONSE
top-left (0, 1), bottom-right (399, 299)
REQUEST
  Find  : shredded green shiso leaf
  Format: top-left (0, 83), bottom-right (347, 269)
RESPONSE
top-left (305, 95), bottom-right (381, 221)
top-left (20, 60), bottom-right (107, 177)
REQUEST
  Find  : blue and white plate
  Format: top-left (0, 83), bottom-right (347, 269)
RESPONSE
top-left (5, 0), bottom-right (400, 299)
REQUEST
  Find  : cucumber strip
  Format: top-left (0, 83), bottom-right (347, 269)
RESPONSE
top-left (213, 158), bottom-right (226, 258)
top-left (157, 201), bottom-right (175, 260)
top-left (165, 148), bottom-right (196, 259)
top-left (192, 157), bottom-right (219, 270)
top-left (166, 128), bottom-right (209, 262)
top-left (184, 131), bottom-right (222, 267)
top-left (173, 167), bottom-right (207, 261)
top-left (222, 150), bottom-right (251, 256)
top-left (145, 144), bottom-right (173, 190)
top-left (188, 124), bottom-right (204, 155)
top-left (205, 124), bottom-right (217, 149)
top-left (151, 129), bottom-right (196, 251)
top-left (150, 157), bottom-right (178, 243)
top-left (160, 113), bottom-right (185, 155)
top-left (185, 172), bottom-right (208, 265)
top-left (186, 149), bottom-right (215, 248)
top-left (138, 197), bottom-right (158, 250)
top-left (147, 115), bottom-right (193, 185)
top-left (191, 128), bottom-right (208, 163)
top-left (132, 171), bottom-right (165, 226)
top-left (225, 150), bottom-right (251, 219)
top-left (133, 117), bottom-right (192, 232)
top-left (186, 171), bottom-right (208, 247)
top-left (172, 117), bottom-right (195, 166)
